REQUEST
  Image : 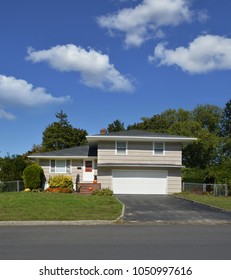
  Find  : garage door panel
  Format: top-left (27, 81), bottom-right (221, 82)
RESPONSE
top-left (113, 170), bottom-right (167, 194)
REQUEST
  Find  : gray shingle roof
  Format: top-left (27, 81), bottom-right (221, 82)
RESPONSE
top-left (29, 145), bottom-right (97, 158)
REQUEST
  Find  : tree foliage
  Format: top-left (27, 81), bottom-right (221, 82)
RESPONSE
top-left (0, 155), bottom-right (28, 181)
top-left (42, 111), bottom-right (87, 151)
top-left (107, 119), bottom-right (125, 133)
top-left (221, 99), bottom-right (231, 137)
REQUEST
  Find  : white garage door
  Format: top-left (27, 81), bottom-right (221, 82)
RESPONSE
top-left (112, 170), bottom-right (167, 194)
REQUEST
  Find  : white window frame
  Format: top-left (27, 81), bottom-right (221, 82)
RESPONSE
top-left (116, 141), bottom-right (128, 155)
top-left (153, 142), bottom-right (165, 155)
top-left (50, 159), bottom-right (72, 173)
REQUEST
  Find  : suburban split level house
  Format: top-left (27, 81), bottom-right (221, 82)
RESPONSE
top-left (29, 130), bottom-right (197, 195)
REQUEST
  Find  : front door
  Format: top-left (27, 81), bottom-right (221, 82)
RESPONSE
top-left (83, 160), bottom-right (94, 182)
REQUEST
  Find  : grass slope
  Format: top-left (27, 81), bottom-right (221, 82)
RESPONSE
top-left (0, 192), bottom-right (122, 221)
top-left (175, 193), bottom-right (231, 211)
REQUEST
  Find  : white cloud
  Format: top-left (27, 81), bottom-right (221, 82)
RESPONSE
top-left (26, 44), bottom-right (134, 93)
top-left (150, 34), bottom-right (231, 74)
top-left (97, 0), bottom-right (194, 48)
top-left (0, 75), bottom-right (70, 120)
top-left (0, 108), bottom-right (15, 121)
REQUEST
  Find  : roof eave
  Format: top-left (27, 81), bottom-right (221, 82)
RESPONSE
top-left (98, 163), bottom-right (185, 168)
top-left (87, 135), bottom-right (197, 143)
top-left (28, 155), bottom-right (97, 159)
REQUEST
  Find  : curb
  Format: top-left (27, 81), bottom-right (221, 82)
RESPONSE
top-left (0, 220), bottom-right (115, 226)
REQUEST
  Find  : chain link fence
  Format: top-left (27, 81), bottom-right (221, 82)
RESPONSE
top-left (0, 181), bottom-right (24, 192)
top-left (182, 182), bottom-right (229, 196)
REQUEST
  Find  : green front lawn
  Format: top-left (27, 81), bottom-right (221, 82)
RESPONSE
top-left (174, 192), bottom-right (231, 211)
top-left (0, 192), bottom-right (122, 221)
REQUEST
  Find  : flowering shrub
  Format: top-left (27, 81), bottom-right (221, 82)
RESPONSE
top-left (48, 175), bottom-right (73, 190)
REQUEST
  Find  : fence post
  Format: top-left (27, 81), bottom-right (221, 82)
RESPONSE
top-left (16, 180), bottom-right (20, 192)
top-left (182, 182), bottom-right (185, 191)
top-left (203, 184), bottom-right (206, 192)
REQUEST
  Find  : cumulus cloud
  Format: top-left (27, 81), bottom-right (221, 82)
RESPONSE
top-left (97, 0), bottom-right (194, 48)
top-left (149, 34), bottom-right (231, 74)
top-left (0, 108), bottom-right (15, 121)
top-left (26, 44), bottom-right (134, 93)
top-left (0, 75), bottom-right (70, 120)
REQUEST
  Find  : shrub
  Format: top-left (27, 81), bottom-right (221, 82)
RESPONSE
top-left (92, 188), bottom-right (113, 196)
top-left (0, 181), bottom-right (4, 193)
top-left (48, 175), bottom-right (73, 190)
top-left (45, 187), bottom-right (72, 193)
top-left (23, 164), bottom-right (44, 190)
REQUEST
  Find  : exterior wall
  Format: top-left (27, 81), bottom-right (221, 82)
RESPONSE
top-left (98, 141), bottom-right (182, 165)
top-left (167, 168), bottom-right (182, 194)
top-left (97, 168), bottom-right (112, 190)
top-left (38, 159), bottom-right (98, 189)
top-left (98, 166), bottom-right (182, 194)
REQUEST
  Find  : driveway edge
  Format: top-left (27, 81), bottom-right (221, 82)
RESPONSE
top-left (114, 196), bottom-right (125, 223)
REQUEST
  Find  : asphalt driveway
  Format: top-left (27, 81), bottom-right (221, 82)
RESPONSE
top-left (116, 195), bottom-right (231, 224)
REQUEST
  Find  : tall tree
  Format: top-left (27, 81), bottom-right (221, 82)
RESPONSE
top-left (193, 104), bottom-right (222, 134)
top-left (221, 99), bottom-right (231, 137)
top-left (221, 99), bottom-right (231, 159)
top-left (107, 119), bottom-right (125, 133)
top-left (42, 111), bottom-right (87, 151)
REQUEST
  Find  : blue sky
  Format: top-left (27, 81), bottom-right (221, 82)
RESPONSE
top-left (0, 0), bottom-right (230, 156)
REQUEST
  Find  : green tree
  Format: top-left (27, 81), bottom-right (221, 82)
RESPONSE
top-left (107, 119), bottom-right (125, 133)
top-left (193, 104), bottom-right (222, 134)
top-left (221, 99), bottom-right (231, 137)
top-left (168, 121), bottom-right (220, 168)
top-left (42, 111), bottom-right (87, 151)
top-left (128, 114), bottom-right (170, 132)
top-left (219, 99), bottom-right (231, 160)
top-left (0, 155), bottom-right (28, 181)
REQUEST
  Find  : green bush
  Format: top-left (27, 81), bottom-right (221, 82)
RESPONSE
top-left (92, 188), bottom-right (113, 196)
top-left (23, 164), bottom-right (44, 190)
top-left (48, 175), bottom-right (73, 189)
top-left (0, 181), bottom-right (4, 193)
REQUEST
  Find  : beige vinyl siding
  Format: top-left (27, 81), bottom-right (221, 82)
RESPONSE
top-left (98, 141), bottom-right (182, 165)
top-left (167, 168), bottom-right (182, 194)
top-left (39, 159), bottom-right (84, 185)
top-left (97, 168), bottom-right (112, 190)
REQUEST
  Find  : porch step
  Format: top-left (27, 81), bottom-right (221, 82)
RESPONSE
top-left (78, 183), bottom-right (101, 195)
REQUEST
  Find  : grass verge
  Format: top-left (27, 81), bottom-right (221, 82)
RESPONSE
top-left (174, 192), bottom-right (231, 211)
top-left (0, 192), bottom-right (122, 221)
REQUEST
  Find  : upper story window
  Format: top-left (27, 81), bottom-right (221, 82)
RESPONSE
top-left (116, 141), bottom-right (127, 155)
top-left (153, 142), bottom-right (165, 155)
top-left (50, 160), bottom-right (71, 173)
